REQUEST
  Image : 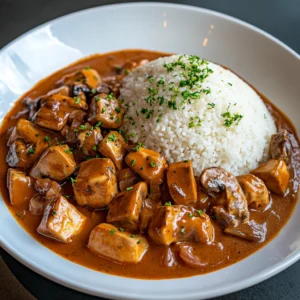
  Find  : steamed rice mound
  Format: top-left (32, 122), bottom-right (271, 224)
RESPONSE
top-left (120, 55), bottom-right (276, 176)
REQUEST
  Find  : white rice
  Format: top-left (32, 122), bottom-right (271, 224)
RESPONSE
top-left (120, 55), bottom-right (276, 176)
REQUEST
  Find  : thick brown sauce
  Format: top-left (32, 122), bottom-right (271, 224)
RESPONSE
top-left (0, 49), bottom-right (298, 279)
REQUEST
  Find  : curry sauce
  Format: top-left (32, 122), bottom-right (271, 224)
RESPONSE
top-left (0, 49), bottom-right (299, 279)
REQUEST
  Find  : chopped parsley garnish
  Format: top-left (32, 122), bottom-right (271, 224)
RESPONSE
top-left (73, 129), bottom-right (79, 132)
top-left (109, 229), bottom-right (116, 234)
top-left (131, 159), bottom-right (136, 166)
top-left (95, 96), bottom-right (100, 102)
top-left (150, 161), bottom-right (156, 167)
top-left (189, 116), bottom-right (201, 128)
top-left (79, 125), bottom-right (87, 130)
top-left (94, 121), bottom-right (102, 128)
top-left (119, 228), bottom-right (124, 232)
top-left (164, 202), bottom-right (172, 206)
top-left (125, 69), bottom-right (130, 75)
top-left (52, 211), bottom-right (57, 216)
top-left (70, 177), bottom-right (77, 185)
top-left (180, 227), bottom-right (185, 234)
top-left (27, 147), bottom-right (35, 155)
top-left (91, 88), bottom-right (97, 94)
top-left (93, 145), bottom-right (97, 151)
top-left (115, 107), bottom-right (121, 113)
top-left (65, 195), bottom-right (70, 199)
top-left (74, 97), bottom-right (81, 104)
top-left (129, 132), bottom-right (136, 138)
top-left (126, 187), bottom-right (133, 191)
top-left (197, 210), bottom-right (204, 216)
top-left (107, 133), bottom-right (117, 142)
top-left (84, 66), bottom-right (91, 70)
top-left (221, 110), bottom-right (243, 127)
top-left (183, 160), bottom-right (188, 163)
top-left (188, 213), bottom-right (194, 218)
top-left (207, 103), bottom-right (215, 109)
top-left (133, 142), bottom-right (142, 152)
top-left (228, 82), bottom-right (233, 86)
top-left (130, 235), bottom-right (136, 238)
top-left (137, 239), bottom-right (142, 244)
top-left (106, 93), bottom-right (115, 100)
top-left (44, 136), bottom-right (50, 141)
top-left (86, 131), bottom-right (92, 138)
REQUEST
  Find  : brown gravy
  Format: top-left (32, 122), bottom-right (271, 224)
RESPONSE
top-left (0, 49), bottom-right (299, 279)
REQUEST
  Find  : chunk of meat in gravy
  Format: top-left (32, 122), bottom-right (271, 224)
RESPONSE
top-left (88, 223), bottom-right (149, 264)
top-left (30, 145), bottom-right (76, 181)
top-left (34, 178), bottom-right (61, 200)
top-left (117, 168), bottom-right (139, 192)
top-left (88, 93), bottom-right (124, 129)
top-left (270, 129), bottom-right (292, 164)
top-left (139, 197), bottom-right (160, 232)
top-left (149, 205), bottom-right (214, 246)
top-left (166, 160), bottom-right (197, 205)
top-left (107, 182), bottom-right (147, 231)
top-left (125, 147), bottom-right (168, 185)
top-left (7, 168), bottom-right (35, 206)
top-left (200, 167), bottom-right (249, 222)
top-left (29, 195), bottom-right (46, 215)
top-left (37, 195), bottom-right (86, 243)
top-left (237, 174), bottom-right (269, 209)
top-left (98, 131), bottom-right (127, 170)
top-left (251, 159), bottom-right (289, 196)
top-left (77, 127), bottom-right (102, 157)
top-left (73, 158), bottom-right (118, 208)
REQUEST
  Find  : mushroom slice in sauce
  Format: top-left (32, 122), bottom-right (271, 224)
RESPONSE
top-left (125, 147), bottom-right (168, 185)
top-left (237, 174), bottom-right (269, 209)
top-left (107, 182), bottom-right (147, 231)
top-left (37, 195), bottom-right (86, 243)
top-left (88, 223), bottom-right (149, 264)
top-left (73, 158), bottom-right (118, 208)
top-left (117, 168), bottom-right (140, 192)
top-left (200, 167), bottom-right (250, 222)
top-left (251, 159), bottom-right (289, 196)
top-left (148, 205), bottom-right (214, 246)
top-left (166, 160), bottom-right (197, 205)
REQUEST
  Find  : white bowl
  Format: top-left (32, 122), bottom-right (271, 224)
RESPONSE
top-left (0, 3), bottom-right (299, 300)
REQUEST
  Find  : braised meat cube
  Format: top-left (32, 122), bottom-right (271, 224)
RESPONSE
top-left (251, 159), bottom-right (289, 195)
top-left (77, 127), bottom-right (102, 156)
top-left (237, 174), bottom-right (269, 209)
top-left (60, 68), bottom-right (102, 91)
top-left (149, 205), bottom-right (214, 246)
top-left (88, 223), bottom-right (149, 263)
top-left (7, 119), bottom-right (50, 146)
top-left (47, 86), bottom-right (70, 97)
top-left (7, 168), bottom-right (35, 206)
top-left (37, 195), bottom-right (86, 243)
top-left (200, 167), bottom-right (249, 222)
top-left (29, 195), bottom-right (46, 215)
top-left (6, 140), bottom-right (48, 169)
top-left (166, 160), bottom-right (197, 205)
top-left (117, 168), bottom-right (139, 191)
top-left (139, 197), bottom-right (160, 232)
top-left (30, 145), bottom-right (76, 181)
top-left (98, 131), bottom-right (127, 170)
top-left (125, 147), bottom-right (168, 185)
top-left (88, 93), bottom-right (124, 128)
top-left (107, 182), bottom-right (147, 231)
top-left (73, 158), bottom-right (118, 208)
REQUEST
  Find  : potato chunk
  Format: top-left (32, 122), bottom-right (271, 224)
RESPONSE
top-left (149, 205), bottom-right (214, 246)
top-left (88, 223), bottom-right (148, 264)
top-left (7, 169), bottom-right (35, 206)
top-left (125, 147), bottom-right (168, 185)
top-left (251, 159), bottom-right (289, 195)
top-left (73, 158), bottom-right (118, 208)
top-left (107, 182), bottom-right (147, 230)
top-left (167, 160), bottom-right (197, 205)
top-left (98, 131), bottom-right (127, 170)
top-left (30, 145), bottom-right (76, 181)
top-left (88, 93), bottom-right (124, 128)
top-left (37, 195), bottom-right (86, 243)
top-left (237, 174), bottom-right (269, 209)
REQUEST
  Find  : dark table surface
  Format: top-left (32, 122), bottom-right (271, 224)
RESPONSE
top-left (1, 0), bottom-right (300, 299)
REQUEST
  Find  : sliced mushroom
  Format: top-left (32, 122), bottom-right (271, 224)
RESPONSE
top-left (237, 174), bottom-right (269, 209)
top-left (200, 167), bottom-right (249, 222)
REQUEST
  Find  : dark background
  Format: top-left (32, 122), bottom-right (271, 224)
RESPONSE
top-left (1, 0), bottom-right (300, 299)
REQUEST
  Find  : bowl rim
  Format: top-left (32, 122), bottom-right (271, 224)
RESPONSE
top-left (0, 2), bottom-right (299, 300)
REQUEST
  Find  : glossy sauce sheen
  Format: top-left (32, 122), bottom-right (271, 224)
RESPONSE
top-left (0, 50), bottom-right (298, 279)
